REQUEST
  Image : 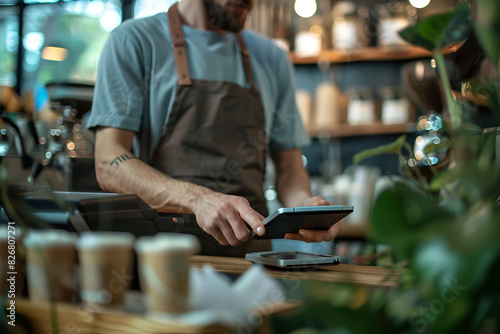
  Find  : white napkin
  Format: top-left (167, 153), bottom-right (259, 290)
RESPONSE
top-left (189, 264), bottom-right (247, 317)
top-left (145, 264), bottom-right (286, 329)
top-left (232, 264), bottom-right (287, 314)
top-left (157, 264), bottom-right (286, 328)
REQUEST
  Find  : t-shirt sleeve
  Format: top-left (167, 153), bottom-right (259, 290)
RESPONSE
top-left (268, 47), bottom-right (311, 151)
top-left (86, 29), bottom-right (145, 132)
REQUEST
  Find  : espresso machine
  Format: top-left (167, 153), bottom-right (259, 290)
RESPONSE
top-left (1, 84), bottom-right (173, 234)
top-left (1, 82), bottom-right (99, 192)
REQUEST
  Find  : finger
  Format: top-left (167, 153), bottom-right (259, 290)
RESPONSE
top-left (237, 203), bottom-right (266, 237)
top-left (204, 226), bottom-right (230, 246)
top-left (297, 221), bottom-right (343, 242)
top-left (222, 205), bottom-right (251, 241)
top-left (311, 196), bottom-right (330, 206)
top-left (284, 233), bottom-right (311, 242)
top-left (328, 221), bottom-right (343, 238)
top-left (217, 219), bottom-right (241, 247)
top-left (297, 230), bottom-right (327, 242)
top-left (256, 212), bottom-right (266, 221)
top-left (302, 196), bottom-right (330, 206)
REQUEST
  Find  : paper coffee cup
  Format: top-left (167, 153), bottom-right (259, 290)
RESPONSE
top-left (135, 233), bottom-right (200, 314)
top-left (77, 232), bottom-right (135, 309)
top-left (24, 229), bottom-right (78, 303)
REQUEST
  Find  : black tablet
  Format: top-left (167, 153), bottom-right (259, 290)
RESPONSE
top-left (254, 205), bottom-right (353, 239)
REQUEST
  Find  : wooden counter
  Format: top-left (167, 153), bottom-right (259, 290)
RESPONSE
top-left (191, 255), bottom-right (400, 288)
top-left (13, 298), bottom-right (227, 334)
top-left (12, 298), bottom-right (300, 334)
top-left (10, 257), bottom-right (398, 334)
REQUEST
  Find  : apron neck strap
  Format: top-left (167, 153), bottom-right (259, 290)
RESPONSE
top-left (167, 3), bottom-right (192, 86)
top-left (167, 3), bottom-right (257, 91)
top-left (235, 33), bottom-right (258, 92)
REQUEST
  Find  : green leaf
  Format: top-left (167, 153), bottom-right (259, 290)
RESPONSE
top-left (473, 0), bottom-right (500, 68)
top-left (422, 139), bottom-right (452, 157)
top-left (399, 25), bottom-right (435, 52)
top-left (370, 182), bottom-right (451, 257)
top-left (441, 3), bottom-right (473, 46)
top-left (399, 3), bottom-right (471, 51)
top-left (431, 162), bottom-right (500, 204)
top-left (460, 164), bottom-right (500, 202)
top-left (417, 11), bottom-right (456, 48)
top-left (353, 135), bottom-right (407, 165)
top-left (429, 168), bottom-right (459, 191)
top-left (478, 133), bottom-right (496, 169)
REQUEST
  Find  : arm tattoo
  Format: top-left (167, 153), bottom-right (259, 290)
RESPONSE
top-left (110, 154), bottom-right (138, 167)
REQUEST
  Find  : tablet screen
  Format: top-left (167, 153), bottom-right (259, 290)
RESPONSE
top-left (255, 205), bottom-right (353, 239)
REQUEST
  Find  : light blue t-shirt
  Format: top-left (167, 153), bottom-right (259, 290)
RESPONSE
top-left (86, 12), bottom-right (310, 159)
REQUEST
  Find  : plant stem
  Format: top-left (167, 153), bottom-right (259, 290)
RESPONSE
top-left (401, 141), bottom-right (429, 191)
top-left (434, 51), bottom-right (462, 133)
top-left (493, 71), bottom-right (500, 123)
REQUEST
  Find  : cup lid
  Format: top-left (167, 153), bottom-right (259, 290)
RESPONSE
top-left (23, 229), bottom-right (78, 247)
top-left (77, 231), bottom-right (135, 249)
top-left (135, 233), bottom-right (200, 254)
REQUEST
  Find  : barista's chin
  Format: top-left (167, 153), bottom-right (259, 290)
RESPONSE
top-left (203, 0), bottom-right (250, 33)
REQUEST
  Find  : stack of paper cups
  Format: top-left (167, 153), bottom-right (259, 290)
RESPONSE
top-left (77, 232), bottom-right (135, 309)
top-left (24, 229), bottom-right (78, 303)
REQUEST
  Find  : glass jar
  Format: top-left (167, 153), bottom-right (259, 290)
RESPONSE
top-left (347, 88), bottom-right (376, 125)
top-left (331, 1), bottom-right (370, 50)
top-left (380, 86), bottom-right (411, 124)
top-left (376, 2), bottom-right (417, 47)
top-left (294, 19), bottom-right (323, 56)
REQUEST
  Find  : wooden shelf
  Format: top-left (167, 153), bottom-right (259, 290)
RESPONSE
top-left (291, 46), bottom-right (432, 64)
top-left (309, 122), bottom-right (417, 138)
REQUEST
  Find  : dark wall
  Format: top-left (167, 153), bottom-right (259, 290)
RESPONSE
top-left (295, 62), bottom-right (421, 177)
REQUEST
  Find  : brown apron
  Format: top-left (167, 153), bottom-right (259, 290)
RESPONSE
top-left (148, 4), bottom-right (268, 256)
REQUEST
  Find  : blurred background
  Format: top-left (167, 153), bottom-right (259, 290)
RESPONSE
top-left (2, 0), bottom-right (495, 262)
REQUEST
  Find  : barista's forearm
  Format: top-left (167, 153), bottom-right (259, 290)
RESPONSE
top-left (94, 127), bottom-right (212, 211)
top-left (275, 167), bottom-right (312, 207)
top-left (96, 152), bottom-right (211, 210)
top-left (271, 149), bottom-right (312, 207)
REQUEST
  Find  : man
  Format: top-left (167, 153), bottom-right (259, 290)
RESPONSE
top-left (87, 0), bottom-right (342, 256)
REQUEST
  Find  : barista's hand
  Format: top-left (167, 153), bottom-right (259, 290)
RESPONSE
top-left (193, 193), bottom-right (266, 247)
top-left (283, 196), bottom-right (343, 243)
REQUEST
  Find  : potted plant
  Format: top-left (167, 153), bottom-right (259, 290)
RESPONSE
top-left (270, 1), bottom-right (500, 333)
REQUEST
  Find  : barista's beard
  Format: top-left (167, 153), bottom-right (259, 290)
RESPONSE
top-left (203, 0), bottom-right (249, 32)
